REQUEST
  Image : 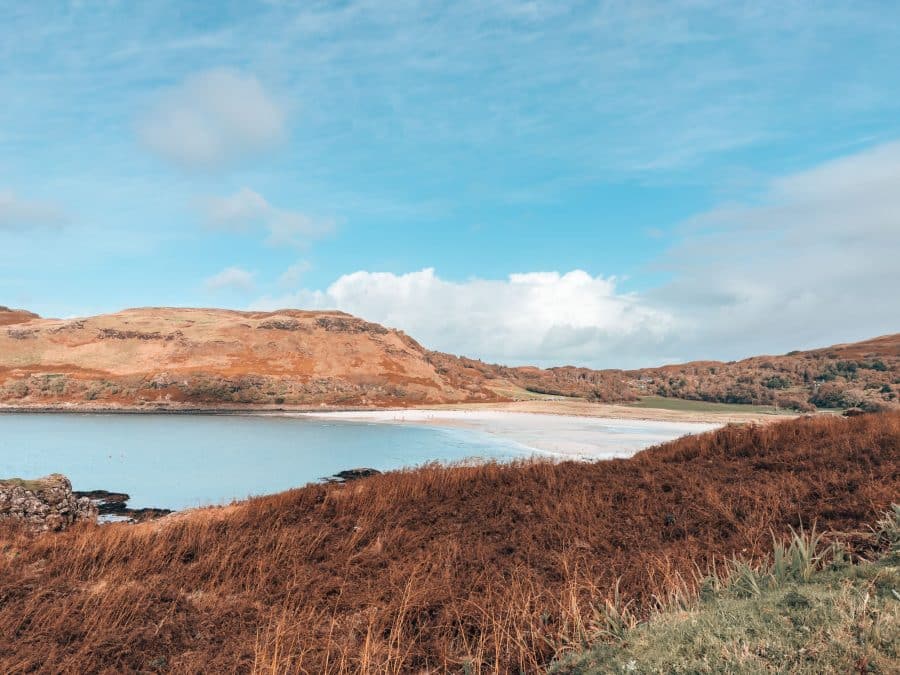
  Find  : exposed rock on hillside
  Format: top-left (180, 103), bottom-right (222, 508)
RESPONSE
top-left (0, 474), bottom-right (97, 531)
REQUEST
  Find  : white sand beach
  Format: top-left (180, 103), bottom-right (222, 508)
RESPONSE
top-left (297, 409), bottom-right (721, 460)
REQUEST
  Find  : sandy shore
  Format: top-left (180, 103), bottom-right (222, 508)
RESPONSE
top-left (0, 397), bottom-right (799, 423)
top-left (296, 408), bottom-right (722, 459)
top-left (411, 398), bottom-right (800, 425)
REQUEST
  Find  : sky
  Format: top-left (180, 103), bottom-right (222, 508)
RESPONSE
top-left (1, 1), bottom-right (899, 368)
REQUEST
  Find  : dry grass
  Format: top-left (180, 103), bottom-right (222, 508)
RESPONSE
top-left (553, 506), bottom-right (900, 673)
top-left (0, 412), bottom-right (898, 673)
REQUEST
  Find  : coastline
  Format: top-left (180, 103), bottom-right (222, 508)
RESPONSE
top-left (0, 398), bottom-right (801, 425)
top-left (293, 407), bottom-right (722, 458)
top-left (0, 398), bottom-right (744, 461)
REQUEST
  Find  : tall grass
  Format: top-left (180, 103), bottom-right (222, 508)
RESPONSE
top-left (552, 504), bottom-right (900, 674)
top-left (0, 412), bottom-right (897, 672)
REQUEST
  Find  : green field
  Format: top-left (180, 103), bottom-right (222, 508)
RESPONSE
top-left (627, 395), bottom-right (795, 415)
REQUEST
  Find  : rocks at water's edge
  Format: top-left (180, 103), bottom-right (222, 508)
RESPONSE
top-left (0, 474), bottom-right (98, 531)
top-left (324, 467), bottom-right (382, 483)
top-left (73, 490), bottom-right (173, 522)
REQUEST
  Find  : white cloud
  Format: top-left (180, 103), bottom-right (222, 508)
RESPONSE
top-left (648, 140), bottom-right (900, 360)
top-left (0, 190), bottom-right (66, 231)
top-left (199, 188), bottom-right (332, 247)
top-left (253, 268), bottom-right (674, 367)
top-left (279, 260), bottom-right (311, 287)
top-left (137, 69), bottom-right (286, 169)
top-left (252, 141), bottom-right (900, 367)
top-left (204, 266), bottom-right (256, 292)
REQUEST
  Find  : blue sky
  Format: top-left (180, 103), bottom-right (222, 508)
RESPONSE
top-left (2, 1), bottom-right (899, 367)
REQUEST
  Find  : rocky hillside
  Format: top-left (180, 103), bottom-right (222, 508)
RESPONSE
top-left (0, 306), bottom-right (503, 408)
top-left (1, 305), bottom-right (897, 410)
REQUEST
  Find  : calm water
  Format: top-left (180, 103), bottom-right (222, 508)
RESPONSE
top-left (0, 413), bottom-right (536, 509)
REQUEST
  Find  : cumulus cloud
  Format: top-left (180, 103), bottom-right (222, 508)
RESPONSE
top-left (253, 268), bottom-right (674, 367)
top-left (137, 69), bottom-right (286, 169)
top-left (204, 266), bottom-right (256, 292)
top-left (0, 190), bottom-right (66, 231)
top-left (199, 188), bottom-right (332, 247)
top-left (251, 140), bottom-right (900, 368)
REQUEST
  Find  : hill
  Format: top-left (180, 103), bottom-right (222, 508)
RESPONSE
top-left (428, 335), bottom-right (900, 412)
top-left (0, 411), bottom-right (897, 672)
top-left (0, 306), bottom-right (500, 408)
top-left (1, 305), bottom-right (898, 411)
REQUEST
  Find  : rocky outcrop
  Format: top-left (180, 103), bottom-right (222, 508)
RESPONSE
top-left (0, 474), bottom-right (98, 531)
top-left (315, 316), bottom-right (389, 334)
top-left (323, 468), bottom-right (382, 483)
top-left (257, 318), bottom-right (305, 331)
top-left (74, 490), bottom-right (173, 522)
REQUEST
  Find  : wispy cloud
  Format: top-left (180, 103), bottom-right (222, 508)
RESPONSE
top-left (204, 266), bottom-right (256, 292)
top-left (0, 190), bottom-right (66, 231)
top-left (199, 188), bottom-right (332, 248)
top-left (278, 260), bottom-right (311, 287)
top-left (137, 69), bottom-right (286, 169)
top-left (647, 139), bottom-right (900, 358)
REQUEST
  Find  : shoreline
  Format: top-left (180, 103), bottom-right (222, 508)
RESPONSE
top-left (0, 399), bottom-right (737, 461)
top-left (0, 398), bottom-right (803, 425)
top-left (293, 407), bottom-right (722, 458)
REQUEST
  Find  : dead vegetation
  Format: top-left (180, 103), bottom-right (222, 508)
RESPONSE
top-left (0, 412), bottom-right (897, 672)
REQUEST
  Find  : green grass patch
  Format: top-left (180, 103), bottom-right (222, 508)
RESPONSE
top-left (552, 510), bottom-right (900, 674)
top-left (627, 395), bottom-right (793, 414)
top-left (0, 477), bottom-right (50, 491)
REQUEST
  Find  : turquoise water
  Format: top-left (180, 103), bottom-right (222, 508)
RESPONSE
top-left (0, 413), bottom-right (535, 510)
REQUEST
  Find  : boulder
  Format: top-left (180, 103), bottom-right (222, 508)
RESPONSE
top-left (0, 474), bottom-right (98, 531)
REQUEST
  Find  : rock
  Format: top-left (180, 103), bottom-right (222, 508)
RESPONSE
top-left (0, 474), bottom-right (98, 531)
top-left (257, 319), bottom-right (304, 331)
top-left (73, 490), bottom-right (173, 522)
top-left (325, 468), bottom-right (382, 483)
top-left (315, 316), bottom-right (389, 334)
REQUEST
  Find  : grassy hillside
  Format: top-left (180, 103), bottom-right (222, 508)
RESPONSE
top-left (0, 412), bottom-right (897, 672)
top-left (2, 305), bottom-right (897, 412)
top-left (553, 507), bottom-right (900, 674)
top-left (629, 335), bottom-right (900, 412)
top-left (490, 335), bottom-right (900, 412)
top-left (0, 306), bottom-right (499, 408)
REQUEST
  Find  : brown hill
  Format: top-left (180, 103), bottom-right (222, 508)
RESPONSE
top-left (0, 410), bottom-right (896, 672)
top-left (1, 305), bottom-right (897, 410)
top-left (0, 306), bottom-right (501, 408)
top-left (624, 334), bottom-right (900, 411)
top-left (434, 335), bottom-right (900, 411)
top-left (0, 306), bottom-right (39, 327)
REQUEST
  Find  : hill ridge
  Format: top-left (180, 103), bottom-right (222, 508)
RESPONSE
top-left (1, 305), bottom-right (897, 411)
